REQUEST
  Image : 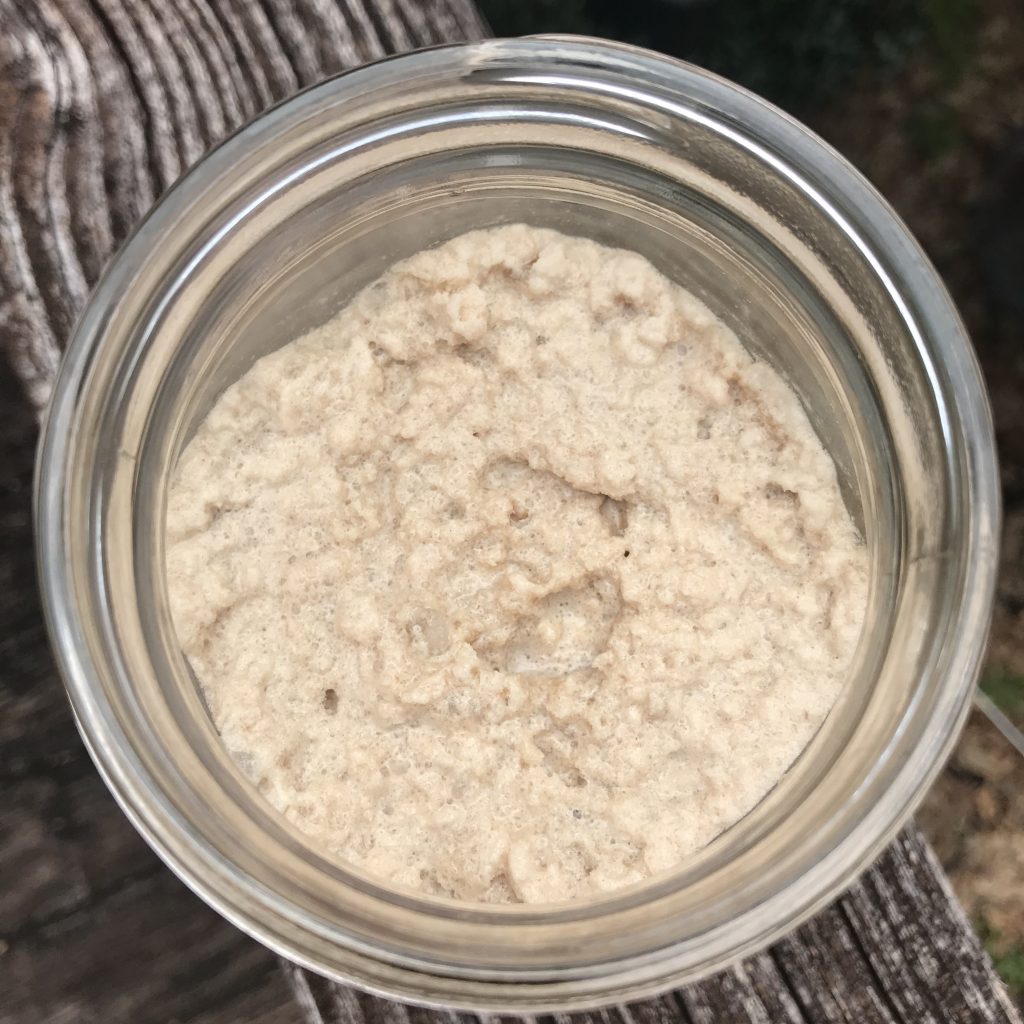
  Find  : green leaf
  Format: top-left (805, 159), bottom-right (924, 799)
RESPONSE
top-left (980, 922), bottom-right (1024, 997)
top-left (925, 0), bottom-right (981, 84)
top-left (980, 665), bottom-right (1024, 719)
top-left (906, 103), bottom-right (962, 161)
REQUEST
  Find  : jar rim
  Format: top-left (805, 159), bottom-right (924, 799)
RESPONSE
top-left (35, 36), bottom-right (999, 1011)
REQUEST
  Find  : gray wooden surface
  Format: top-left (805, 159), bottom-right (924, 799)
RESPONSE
top-left (0, 1), bottom-right (1019, 1022)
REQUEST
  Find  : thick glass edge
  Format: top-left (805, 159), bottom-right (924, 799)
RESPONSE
top-left (34, 36), bottom-right (1000, 1009)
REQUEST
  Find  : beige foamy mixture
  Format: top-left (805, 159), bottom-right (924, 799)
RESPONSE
top-left (166, 225), bottom-right (868, 904)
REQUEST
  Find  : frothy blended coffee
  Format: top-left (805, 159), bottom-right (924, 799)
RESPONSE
top-left (166, 225), bottom-right (868, 904)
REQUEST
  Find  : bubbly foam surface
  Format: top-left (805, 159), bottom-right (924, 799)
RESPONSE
top-left (166, 225), bottom-right (868, 904)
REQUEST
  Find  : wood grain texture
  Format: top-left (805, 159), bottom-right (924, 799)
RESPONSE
top-left (0, 0), bottom-right (488, 410)
top-left (0, 365), bottom-right (303, 1024)
top-left (0, 1), bottom-right (1019, 1022)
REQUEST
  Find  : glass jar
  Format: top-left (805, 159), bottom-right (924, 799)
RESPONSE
top-left (36, 37), bottom-right (999, 1012)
